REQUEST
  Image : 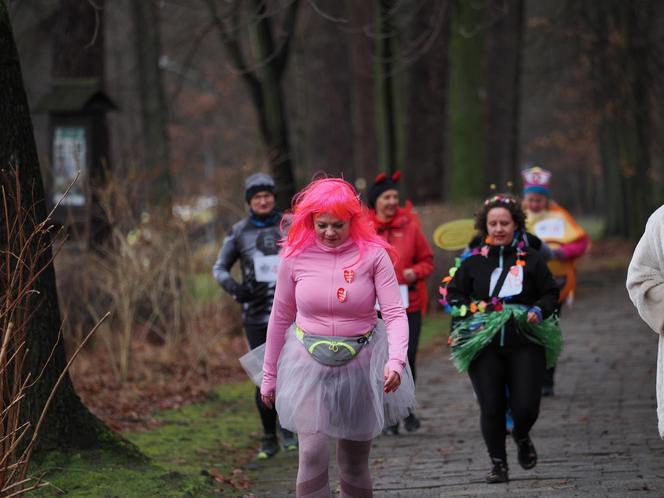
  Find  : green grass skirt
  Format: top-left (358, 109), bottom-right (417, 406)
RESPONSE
top-left (449, 304), bottom-right (561, 373)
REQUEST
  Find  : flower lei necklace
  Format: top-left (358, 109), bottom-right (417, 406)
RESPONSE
top-left (439, 235), bottom-right (527, 318)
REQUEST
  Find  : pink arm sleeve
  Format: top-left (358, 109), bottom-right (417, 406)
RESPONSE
top-left (374, 249), bottom-right (409, 374)
top-left (260, 258), bottom-right (297, 396)
top-left (559, 235), bottom-right (589, 260)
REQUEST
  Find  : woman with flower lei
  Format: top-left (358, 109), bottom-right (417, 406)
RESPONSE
top-left (439, 194), bottom-right (561, 483)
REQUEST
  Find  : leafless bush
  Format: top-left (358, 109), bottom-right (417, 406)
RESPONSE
top-left (0, 168), bottom-right (105, 497)
top-left (56, 174), bottom-right (195, 383)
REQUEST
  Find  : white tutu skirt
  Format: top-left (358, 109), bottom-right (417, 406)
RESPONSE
top-left (239, 320), bottom-right (417, 441)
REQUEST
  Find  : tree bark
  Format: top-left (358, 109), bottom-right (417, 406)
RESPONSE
top-left (288, 1), bottom-right (354, 182)
top-left (484, 0), bottom-right (523, 190)
top-left (347, 0), bottom-right (379, 190)
top-left (403, 0), bottom-right (451, 202)
top-left (131, 0), bottom-right (173, 214)
top-left (579, 0), bottom-right (654, 238)
top-left (205, 0), bottom-right (299, 209)
top-left (447, 0), bottom-right (487, 202)
top-left (0, 0), bottom-right (131, 454)
top-left (373, 0), bottom-right (401, 175)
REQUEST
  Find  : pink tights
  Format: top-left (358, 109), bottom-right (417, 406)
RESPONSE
top-left (296, 432), bottom-right (372, 498)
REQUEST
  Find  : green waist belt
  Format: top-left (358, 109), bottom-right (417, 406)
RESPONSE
top-left (449, 304), bottom-right (562, 373)
top-left (295, 325), bottom-right (374, 367)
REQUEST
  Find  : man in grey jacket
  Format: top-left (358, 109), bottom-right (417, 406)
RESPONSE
top-left (213, 173), bottom-right (296, 459)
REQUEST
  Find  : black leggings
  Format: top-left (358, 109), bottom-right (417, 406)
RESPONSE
top-left (245, 324), bottom-right (278, 436)
top-left (407, 311), bottom-right (422, 383)
top-left (468, 341), bottom-right (545, 460)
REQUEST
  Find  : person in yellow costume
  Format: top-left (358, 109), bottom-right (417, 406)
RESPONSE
top-left (522, 166), bottom-right (590, 396)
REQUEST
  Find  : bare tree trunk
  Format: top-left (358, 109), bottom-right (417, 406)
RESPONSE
top-left (447, 0), bottom-right (487, 202)
top-left (0, 0), bottom-right (131, 454)
top-left (348, 0), bottom-right (379, 188)
top-left (131, 0), bottom-right (172, 214)
top-left (373, 0), bottom-right (401, 175)
top-left (484, 0), bottom-right (523, 190)
top-left (578, 0), bottom-right (654, 238)
top-left (289, 1), bottom-right (354, 181)
top-left (404, 0), bottom-right (451, 202)
top-left (205, 0), bottom-right (299, 209)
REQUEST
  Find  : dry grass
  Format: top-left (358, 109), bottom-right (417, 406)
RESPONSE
top-left (0, 167), bottom-right (108, 497)
top-left (52, 174), bottom-right (247, 432)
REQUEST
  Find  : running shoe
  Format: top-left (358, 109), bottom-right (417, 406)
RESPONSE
top-left (257, 434), bottom-right (279, 460)
top-left (513, 434), bottom-right (537, 469)
top-left (485, 458), bottom-right (509, 483)
top-left (404, 413), bottom-right (421, 432)
top-left (382, 423), bottom-right (399, 436)
top-left (281, 429), bottom-right (298, 451)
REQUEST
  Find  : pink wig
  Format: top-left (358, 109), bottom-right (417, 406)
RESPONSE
top-left (281, 178), bottom-right (397, 263)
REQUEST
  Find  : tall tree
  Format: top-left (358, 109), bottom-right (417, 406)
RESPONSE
top-left (204, 0), bottom-right (300, 209)
top-left (484, 0), bottom-right (523, 189)
top-left (288, 1), bottom-right (355, 182)
top-left (132, 0), bottom-right (173, 214)
top-left (403, 0), bottom-right (451, 202)
top-left (348, 1), bottom-right (380, 189)
top-left (373, 0), bottom-right (405, 175)
top-left (0, 0), bottom-right (123, 452)
top-left (575, 0), bottom-right (656, 238)
top-left (447, 0), bottom-right (487, 202)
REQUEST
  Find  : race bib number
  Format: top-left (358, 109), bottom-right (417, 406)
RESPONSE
top-left (375, 284), bottom-right (410, 311)
top-left (489, 265), bottom-right (524, 298)
top-left (254, 255), bottom-right (280, 283)
top-left (534, 218), bottom-right (565, 239)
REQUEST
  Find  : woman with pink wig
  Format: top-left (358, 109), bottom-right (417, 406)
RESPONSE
top-left (241, 178), bottom-right (416, 497)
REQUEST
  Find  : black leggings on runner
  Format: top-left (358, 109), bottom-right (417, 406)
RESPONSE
top-left (407, 311), bottom-right (422, 383)
top-left (245, 324), bottom-right (278, 436)
top-left (468, 340), bottom-right (546, 460)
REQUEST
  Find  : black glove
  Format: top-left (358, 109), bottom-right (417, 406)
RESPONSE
top-left (230, 282), bottom-right (253, 303)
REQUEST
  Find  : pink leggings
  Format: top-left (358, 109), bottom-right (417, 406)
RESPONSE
top-left (296, 432), bottom-right (373, 498)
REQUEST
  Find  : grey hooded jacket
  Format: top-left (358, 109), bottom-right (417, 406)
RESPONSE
top-left (213, 213), bottom-right (282, 326)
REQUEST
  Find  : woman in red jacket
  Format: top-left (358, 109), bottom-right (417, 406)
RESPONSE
top-left (368, 172), bottom-right (434, 433)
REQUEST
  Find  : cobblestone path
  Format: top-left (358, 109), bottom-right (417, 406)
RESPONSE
top-left (247, 271), bottom-right (664, 497)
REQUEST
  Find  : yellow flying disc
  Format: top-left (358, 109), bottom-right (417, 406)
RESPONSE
top-left (432, 219), bottom-right (476, 250)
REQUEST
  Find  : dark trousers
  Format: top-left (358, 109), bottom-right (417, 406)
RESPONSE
top-left (407, 311), bottom-right (422, 383)
top-left (245, 323), bottom-right (278, 436)
top-left (468, 340), bottom-right (546, 460)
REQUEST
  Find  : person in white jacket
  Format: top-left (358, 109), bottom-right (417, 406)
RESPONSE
top-left (626, 204), bottom-right (664, 439)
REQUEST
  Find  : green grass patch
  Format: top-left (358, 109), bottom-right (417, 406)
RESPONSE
top-left (28, 317), bottom-right (452, 496)
top-left (29, 381), bottom-right (261, 497)
top-left (419, 312), bottom-right (450, 350)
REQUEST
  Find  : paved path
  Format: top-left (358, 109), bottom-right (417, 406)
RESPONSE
top-left (247, 271), bottom-right (664, 497)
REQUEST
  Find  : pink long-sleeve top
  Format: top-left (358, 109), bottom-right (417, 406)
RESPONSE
top-left (260, 238), bottom-right (409, 396)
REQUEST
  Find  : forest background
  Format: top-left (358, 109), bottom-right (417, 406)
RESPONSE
top-left (2, 0), bottom-right (663, 495)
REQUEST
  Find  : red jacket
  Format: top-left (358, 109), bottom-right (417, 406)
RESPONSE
top-left (370, 204), bottom-right (434, 314)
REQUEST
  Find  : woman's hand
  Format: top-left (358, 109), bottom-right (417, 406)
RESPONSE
top-left (403, 268), bottom-right (417, 285)
top-left (261, 392), bottom-right (275, 409)
top-left (383, 366), bottom-right (401, 393)
top-left (527, 306), bottom-right (543, 324)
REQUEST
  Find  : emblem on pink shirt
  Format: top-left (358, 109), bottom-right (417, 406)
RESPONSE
top-left (337, 288), bottom-right (347, 303)
top-left (343, 269), bottom-right (354, 283)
